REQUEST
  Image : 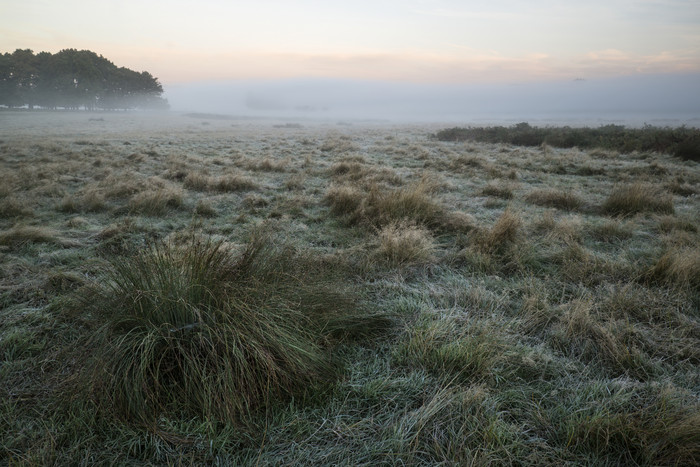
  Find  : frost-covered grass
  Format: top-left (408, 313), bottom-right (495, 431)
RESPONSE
top-left (1, 112), bottom-right (699, 465)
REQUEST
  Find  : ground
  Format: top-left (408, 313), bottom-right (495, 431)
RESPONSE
top-left (1, 111), bottom-right (698, 465)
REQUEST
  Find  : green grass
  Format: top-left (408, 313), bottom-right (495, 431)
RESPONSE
top-left (73, 233), bottom-right (387, 427)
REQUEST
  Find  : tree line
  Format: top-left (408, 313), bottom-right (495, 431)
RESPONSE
top-left (0, 49), bottom-right (168, 110)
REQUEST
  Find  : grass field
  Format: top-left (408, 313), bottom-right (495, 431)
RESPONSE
top-left (1, 112), bottom-right (699, 465)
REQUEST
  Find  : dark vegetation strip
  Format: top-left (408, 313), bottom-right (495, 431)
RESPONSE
top-left (435, 122), bottom-right (700, 161)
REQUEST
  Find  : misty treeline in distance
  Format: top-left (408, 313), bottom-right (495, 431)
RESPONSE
top-left (0, 49), bottom-right (168, 110)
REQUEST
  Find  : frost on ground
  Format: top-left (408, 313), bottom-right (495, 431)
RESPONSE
top-left (1, 111), bottom-right (699, 465)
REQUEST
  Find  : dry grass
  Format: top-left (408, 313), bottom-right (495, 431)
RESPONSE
top-left (648, 248), bottom-right (700, 290)
top-left (128, 187), bottom-right (184, 215)
top-left (0, 196), bottom-right (32, 218)
top-left (184, 172), bottom-right (257, 192)
top-left (589, 220), bottom-right (634, 242)
top-left (478, 208), bottom-right (522, 253)
top-left (0, 225), bottom-right (61, 247)
top-left (326, 179), bottom-right (450, 230)
top-left (183, 172), bottom-right (210, 190)
top-left (603, 183), bottom-right (674, 216)
top-left (480, 183), bottom-right (514, 199)
top-left (374, 221), bottom-right (436, 266)
top-left (526, 188), bottom-right (583, 211)
top-left (210, 174), bottom-right (257, 192)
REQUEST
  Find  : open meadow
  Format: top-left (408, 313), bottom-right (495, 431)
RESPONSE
top-left (1, 111), bottom-right (699, 465)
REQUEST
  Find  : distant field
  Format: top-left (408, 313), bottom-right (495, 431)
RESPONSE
top-left (1, 112), bottom-right (698, 465)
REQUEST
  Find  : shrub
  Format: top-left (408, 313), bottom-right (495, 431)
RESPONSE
top-left (76, 234), bottom-right (387, 425)
top-left (674, 137), bottom-right (700, 162)
top-left (435, 123), bottom-right (700, 156)
top-left (602, 183), bottom-right (674, 216)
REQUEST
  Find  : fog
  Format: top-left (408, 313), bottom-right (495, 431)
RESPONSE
top-left (165, 73), bottom-right (700, 127)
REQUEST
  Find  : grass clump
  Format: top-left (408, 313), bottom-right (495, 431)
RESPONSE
top-left (210, 174), bottom-right (257, 192)
top-left (0, 196), bottom-right (32, 218)
top-left (75, 233), bottom-right (382, 426)
top-left (393, 317), bottom-right (501, 383)
top-left (526, 189), bottom-right (583, 211)
top-left (648, 248), bottom-right (700, 290)
top-left (128, 187), bottom-right (183, 215)
top-left (602, 183), bottom-right (674, 216)
top-left (477, 208), bottom-right (522, 254)
top-left (480, 183), bottom-right (514, 199)
top-left (184, 172), bottom-right (257, 192)
top-left (325, 179), bottom-right (454, 231)
top-left (374, 221), bottom-right (436, 267)
top-left (0, 225), bottom-right (63, 248)
top-left (562, 386), bottom-right (700, 465)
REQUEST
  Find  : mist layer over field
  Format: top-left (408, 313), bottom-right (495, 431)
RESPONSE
top-left (166, 73), bottom-right (700, 126)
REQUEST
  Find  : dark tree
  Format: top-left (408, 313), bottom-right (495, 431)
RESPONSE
top-left (0, 49), bottom-right (168, 110)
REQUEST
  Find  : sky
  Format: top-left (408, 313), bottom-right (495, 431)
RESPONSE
top-left (2, 0), bottom-right (700, 121)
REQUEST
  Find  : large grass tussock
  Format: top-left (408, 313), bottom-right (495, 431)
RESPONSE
top-left (76, 233), bottom-right (385, 425)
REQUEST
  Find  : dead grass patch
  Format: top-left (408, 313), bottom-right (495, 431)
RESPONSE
top-left (326, 179), bottom-right (449, 230)
top-left (183, 172), bottom-right (211, 191)
top-left (480, 183), bottom-right (514, 199)
top-left (603, 183), bottom-right (674, 216)
top-left (648, 248), bottom-right (700, 290)
top-left (211, 174), bottom-right (257, 192)
top-left (374, 221), bottom-right (436, 267)
top-left (476, 209), bottom-right (522, 253)
top-left (128, 187), bottom-right (184, 215)
top-left (526, 189), bottom-right (583, 211)
top-left (0, 225), bottom-right (75, 248)
top-left (657, 215), bottom-right (698, 234)
top-left (589, 220), bottom-right (634, 243)
top-left (0, 197), bottom-right (32, 218)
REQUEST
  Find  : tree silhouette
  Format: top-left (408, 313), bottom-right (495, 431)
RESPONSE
top-left (0, 49), bottom-right (168, 110)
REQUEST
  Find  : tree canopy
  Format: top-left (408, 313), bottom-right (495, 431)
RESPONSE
top-left (0, 49), bottom-right (168, 110)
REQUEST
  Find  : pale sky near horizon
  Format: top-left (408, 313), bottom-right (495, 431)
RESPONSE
top-left (2, 0), bottom-right (699, 85)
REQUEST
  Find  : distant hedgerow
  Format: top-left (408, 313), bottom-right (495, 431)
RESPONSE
top-left (435, 123), bottom-right (700, 157)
